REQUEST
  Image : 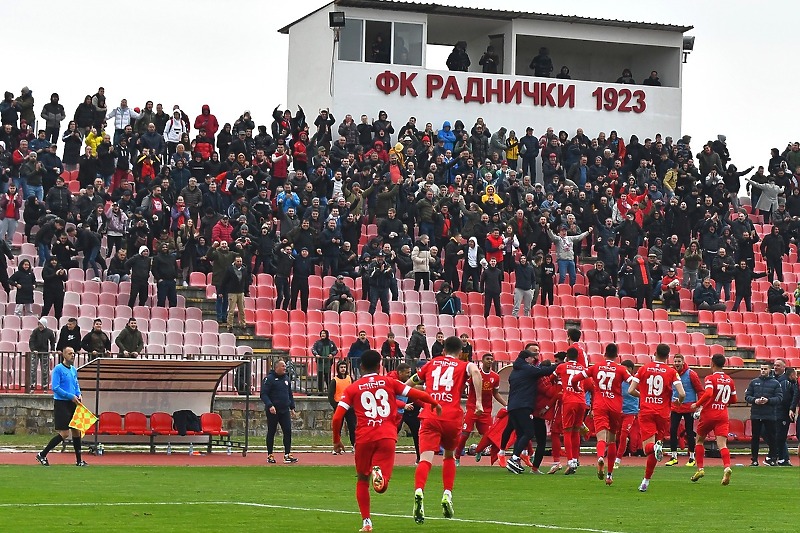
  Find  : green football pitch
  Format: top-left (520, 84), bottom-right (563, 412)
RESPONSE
top-left (0, 464), bottom-right (795, 532)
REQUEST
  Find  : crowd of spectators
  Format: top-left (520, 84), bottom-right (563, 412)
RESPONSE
top-left (1, 84), bottom-right (800, 334)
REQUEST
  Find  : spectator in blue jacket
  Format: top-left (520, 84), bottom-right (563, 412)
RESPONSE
top-left (438, 121), bottom-right (456, 152)
top-left (260, 359), bottom-right (298, 464)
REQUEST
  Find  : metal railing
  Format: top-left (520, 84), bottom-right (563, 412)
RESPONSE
top-left (0, 352), bottom-right (512, 396)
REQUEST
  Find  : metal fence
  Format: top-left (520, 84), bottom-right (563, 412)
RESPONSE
top-left (0, 352), bottom-right (456, 396)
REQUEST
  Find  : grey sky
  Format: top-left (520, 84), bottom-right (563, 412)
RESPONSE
top-left (4, 0), bottom-right (791, 173)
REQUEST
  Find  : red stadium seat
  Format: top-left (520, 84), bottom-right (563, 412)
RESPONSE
top-left (123, 412), bottom-right (150, 435)
top-left (201, 413), bottom-right (229, 437)
top-left (97, 412), bottom-right (124, 435)
top-left (150, 412), bottom-right (178, 436)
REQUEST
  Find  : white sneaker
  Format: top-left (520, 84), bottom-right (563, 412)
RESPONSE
top-left (182, 281), bottom-right (189, 287)
top-left (413, 488), bottom-right (425, 524)
top-left (91, 277), bottom-right (101, 282)
top-left (441, 490), bottom-right (454, 518)
top-left (638, 479), bottom-right (649, 492)
top-left (614, 458), bottom-right (621, 467)
top-left (547, 462), bottom-right (562, 474)
top-left (653, 441), bottom-right (664, 462)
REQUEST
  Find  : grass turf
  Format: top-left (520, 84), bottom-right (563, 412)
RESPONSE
top-left (0, 463), bottom-right (795, 532)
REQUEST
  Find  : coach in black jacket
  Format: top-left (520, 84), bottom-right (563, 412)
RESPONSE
top-left (745, 365), bottom-right (783, 466)
top-left (260, 360), bottom-right (298, 463)
top-left (505, 348), bottom-right (556, 473)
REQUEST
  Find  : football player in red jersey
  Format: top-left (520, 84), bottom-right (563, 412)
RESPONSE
top-left (554, 347), bottom-right (588, 475)
top-left (333, 350), bottom-right (441, 533)
top-left (407, 336), bottom-right (483, 524)
top-left (689, 354), bottom-right (738, 485)
top-left (577, 343), bottom-right (633, 485)
top-left (628, 344), bottom-right (686, 492)
top-left (456, 352), bottom-right (506, 464)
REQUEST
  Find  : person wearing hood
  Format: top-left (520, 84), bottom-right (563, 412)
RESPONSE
top-left (478, 45), bottom-right (500, 73)
top-left (504, 347), bottom-right (557, 474)
top-left (40, 93), bottom-right (66, 144)
top-left (193, 105), bottom-right (219, 144)
top-left (437, 121), bottom-right (456, 152)
top-left (556, 66), bottom-right (571, 79)
top-left (163, 108), bottom-right (187, 156)
top-left (41, 255), bottom-right (67, 320)
top-left (461, 236), bottom-right (485, 293)
top-left (9, 257), bottom-right (36, 316)
top-left (530, 47), bottom-right (554, 77)
top-left (115, 318), bottom-right (144, 358)
top-left (15, 86), bottom-right (35, 127)
top-left (446, 41), bottom-right (470, 72)
top-left (126, 245), bottom-right (152, 307)
top-left (311, 329), bottom-right (338, 393)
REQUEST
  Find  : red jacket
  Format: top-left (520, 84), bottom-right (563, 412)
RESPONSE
top-left (484, 234), bottom-right (504, 263)
top-left (211, 220), bottom-right (234, 244)
top-left (193, 106), bottom-right (219, 138)
top-left (0, 192), bottom-right (22, 220)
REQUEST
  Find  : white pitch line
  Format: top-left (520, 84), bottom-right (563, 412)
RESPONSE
top-left (0, 500), bottom-right (629, 533)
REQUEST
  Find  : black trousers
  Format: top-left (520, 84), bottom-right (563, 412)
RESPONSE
top-left (775, 418), bottom-right (791, 462)
top-left (750, 418), bottom-right (776, 461)
top-left (484, 291), bottom-right (501, 317)
top-left (540, 284), bottom-right (554, 305)
top-left (290, 280), bottom-right (309, 312)
top-left (398, 410), bottom-right (420, 461)
top-left (531, 417), bottom-right (548, 469)
top-left (128, 278), bottom-right (149, 307)
top-left (336, 408), bottom-right (356, 446)
top-left (275, 275), bottom-right (290, 310)
top-left (509, 408), bottom-right (536, 457)
top-left (414, 271), bottom-right (430, 291)
top-left (444, 264), bottom-right (460, 289)
top-left (669, 411), bottom-right (696, 453)
top-left (42, 292), bottom-right (64, 320)
top-left (636, 285), bottom-right (652, 310)
top-left (461, 265), bottom-right (481, 292)
top-left (266, 410), bottom-right (292, 455)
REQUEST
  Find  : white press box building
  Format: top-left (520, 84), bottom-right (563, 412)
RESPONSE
top-left (280, 0), bottom-right (693, 150)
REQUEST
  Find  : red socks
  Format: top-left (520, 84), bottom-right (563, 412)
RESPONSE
top-left (551, 433), bottom-right (562, 462)
top-left (564, 431), bottom-right (580, 461)
top-left (607, 443), bottom-right (617, 474)
top-left (455, 433), bottom-right (470, 459)
top-left (414, 460), bottom-right (432, 491)
top-left (597, 440), bottom-right (607, 460)
top-left (618, 431), bottom-right (629, 458)
top-left (644, 442), bottom-right (654, 456)
top-left (695, 444), bottom-right (705, 469)
top-left (720, 447), bottom-right (731, 469)
top-left (356, 479), bottom-right (370, 520)
top-left (442, 456), bottom-right (456, 492)
top-left (645, 453), bottom-right (657, 479)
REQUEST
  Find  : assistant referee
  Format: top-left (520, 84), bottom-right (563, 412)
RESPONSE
top-left (36, 347), bottom-right (88, 467)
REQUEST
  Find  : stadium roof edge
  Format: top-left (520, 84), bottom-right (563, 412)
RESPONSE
top-left (277, 0), bottom-right (694, 35)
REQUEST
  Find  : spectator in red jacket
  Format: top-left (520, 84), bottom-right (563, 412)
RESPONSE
top-left (484, 227), bottom-right (504, 264)
top-left (193, 105), bottom-right (219, 144)
top-left (211, 215), bottom-right (234, 244)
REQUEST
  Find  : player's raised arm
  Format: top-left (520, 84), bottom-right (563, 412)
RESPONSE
top-left (467, 362), bottom-right (484, 415)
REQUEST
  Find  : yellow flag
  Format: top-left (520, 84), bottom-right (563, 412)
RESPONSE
top-left (69, 404), bottom-right (98, 436)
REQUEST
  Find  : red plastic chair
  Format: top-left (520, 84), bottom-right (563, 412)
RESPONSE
top-left (123, 412), bottom-right (150, 435)
top-left (201, 412), bottom-right (229, 437)
top-left (97, 412), bottom-right (124, 435)
top-left (150, 412), bottom-right (178, 436)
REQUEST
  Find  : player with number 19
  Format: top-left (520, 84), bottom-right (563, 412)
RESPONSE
top-left (406, 336), bottom-right (484, 524)
top-left (628, 344), bottom-right (685, 493)
top-left (332, 350), bottom-right (442, 532)
top-left (689, 353), bottom-right (737, 485)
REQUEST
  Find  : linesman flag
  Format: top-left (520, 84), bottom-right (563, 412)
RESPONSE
top-left (69, 404), bottom-right (98, 436)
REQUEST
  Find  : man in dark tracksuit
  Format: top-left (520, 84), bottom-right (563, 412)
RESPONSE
top-left (773, 359), bottom-right (796, 465)
top-left (126, 246), bottom-right (152, 307)
top-left (745, 364), bottom-right (783, 466)
top-left (260, 359), bottom-right (298, 464)
top-left (504, 348), bottom-right (557, 474)
top-left (481, 257), bottom-right (503, 317)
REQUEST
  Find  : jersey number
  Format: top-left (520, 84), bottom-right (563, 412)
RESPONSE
top-left (361, 389), bottom-right (391, 419)
top-left (566, 368), bottom-right (582, 390)
top-left (596, 371), bottom-right (615, 391)
top-left (714, 384), bottom-right (731, 404)
top-left (646, 375), bottom-right (664, 397)
top-left (431, 365), bottom-right (455, 392)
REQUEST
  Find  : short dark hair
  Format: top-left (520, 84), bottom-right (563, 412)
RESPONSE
top-left (711, 354), bottom-right (726, 369)
top-left (566, 347), bottom-right (579, 361)
top-left (481, 353), bottom-right (494, 361)
top-left (444, 336), bottom-right (463, 356)
top-left (621, 359), bottom-right (635, 371)
top-left (655, 344), bottom-right (670, 361)
top-left (567, 328), bottom-right (581, 342)
top-left (554, 351), bottom-right (567, 362)
top-left (396, 363), bottom-right (411, 373)
top-left (604, 343), bottom-right (618, 359)
top-left (360, 350), bottom-right (381, 373)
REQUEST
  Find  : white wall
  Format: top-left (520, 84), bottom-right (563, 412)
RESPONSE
top-left (332, 62), bottom-right (682, 144)
top-left (286, 7), bottom-right (336, 114)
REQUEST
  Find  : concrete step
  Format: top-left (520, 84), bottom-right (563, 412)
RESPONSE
top-left (705, 334), bottom-right (736, 348)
